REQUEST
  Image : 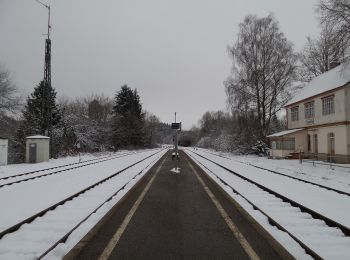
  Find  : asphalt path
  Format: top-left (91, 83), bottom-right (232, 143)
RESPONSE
top-left (66, 150), bottom-right (294, 260)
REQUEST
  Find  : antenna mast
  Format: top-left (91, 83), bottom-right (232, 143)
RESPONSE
top-left (36, 0), bottom-right (51, 86)
top-left (35, 0), bottom-right (52, 137)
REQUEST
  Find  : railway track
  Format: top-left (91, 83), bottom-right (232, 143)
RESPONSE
top-left (186, 149), bottom-right (350, 259)
top-left (0, 148), bottom-right (167, 259)
top-left (197, 148), bottom-right (350, 197)
top-left (0, 151), bottom-right (141, 188)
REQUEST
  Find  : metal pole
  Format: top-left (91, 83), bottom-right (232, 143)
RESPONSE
top-left (175, 112), bottom-right (178, 161)
top-left (47, 5), bottom-right (50, 39)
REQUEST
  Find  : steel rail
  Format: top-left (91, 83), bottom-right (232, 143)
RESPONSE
top-left (37, 151), bottom-right (165, 259)
top-left (0, 149), bottom-right (165, 240)
top-left (0, 152), bottom-right (134, 181)
top-left (186, 150), bottom-right (322, 260)
top-left (196, 149), bottom-right (350, 197)
top-left (190, 150), bottom-right (350, 236)
top-left (0, 151), bottom-right (141, 189)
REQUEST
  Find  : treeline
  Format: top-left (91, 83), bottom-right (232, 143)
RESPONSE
top-left (178, 111), bottom-right (284, 154)
top-left (0, 77), bottom-right (173, 163)
top-left (182, 0), bottom-right (350, 154)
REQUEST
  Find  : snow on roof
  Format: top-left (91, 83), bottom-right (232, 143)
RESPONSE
top-left (285, 63), bottom-right (350, 107)
top-left (267, 128), bottom-right (304, 138)
top-left (26, 135), bottom-right (50, 139)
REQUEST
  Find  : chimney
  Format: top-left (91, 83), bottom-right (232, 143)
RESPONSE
top-left (330, 61), bottom-right (340, 70)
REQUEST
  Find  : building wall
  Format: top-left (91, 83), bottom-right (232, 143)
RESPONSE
top-left (311, 125), bottom-right (348, 155)
top-left (269, 130), bottom-right (307, 158)
top-left (346, 84), bottom-right (350, 121)
top-left (347, 125), bottom-right (350, 155)
top-left (26, 138), bottom-right (50, 163)
top-left (0, 139), bottom-right (8, 166)
top-left (287, 87), bottom-right (347, 129)
top-left (294, 130), bottom-right (308, 152)
top-left (270, 149), bottom-right (293, 158)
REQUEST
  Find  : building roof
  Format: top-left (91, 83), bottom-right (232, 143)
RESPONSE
top-left (26, 135), bottom-right (50, 139)
top-left (267, 128), bottom-right (304, 138)
top-left (285, 62), bottom-right (350, 107)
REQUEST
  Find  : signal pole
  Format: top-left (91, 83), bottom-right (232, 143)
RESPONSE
top-left (171, 112), bottom-right (181, 162)
top-left (174, 112), bottom-right (178, 158)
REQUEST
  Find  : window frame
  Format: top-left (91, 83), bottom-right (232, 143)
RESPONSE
top-left (275, 138), bottom-right (295, 150)
top-left (290, 106), bottom-right (299, 122)
top-left (322, 95), bottom-right (335, 115)
top-left (304, 101), bottom-right (315, 119)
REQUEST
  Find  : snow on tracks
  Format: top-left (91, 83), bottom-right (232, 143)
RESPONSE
top-left (186, 149), bottom-right (350, 259)
top-left (200, 149), bottom-right (350, 196)
top-left (0, 151), bottom-right (138, 188)
top-left (0, 148), bottom-right (167, 259)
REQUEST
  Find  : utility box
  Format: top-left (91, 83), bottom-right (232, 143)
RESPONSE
top-left (0, 138), bottom-right (8, 166)
top-left (26, 135), bottom-right (50, 163)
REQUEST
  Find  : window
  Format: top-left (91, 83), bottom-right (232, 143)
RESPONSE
top-left (291, 106), bottom-right (299, 121)
top-left (275, 138), bottom-right (295, 150)
top-left (283, 138), bottom-right (295, 150)
top-left (322, 95), bottom-right (334, 115)
top-left (304, 101), bottom-right (314, 119)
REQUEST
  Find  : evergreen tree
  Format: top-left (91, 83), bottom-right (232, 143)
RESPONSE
top-left (13, 81), bottom-right (61, 161)
top-left (111, 85), bottom-right (145, 149)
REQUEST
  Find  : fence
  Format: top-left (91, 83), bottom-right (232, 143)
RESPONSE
top-left (300, 152), bottom-right (350, 170)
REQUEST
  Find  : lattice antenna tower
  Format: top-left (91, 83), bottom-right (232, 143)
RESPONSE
top-left (36, 0), bottom-right (51, 86)
top-left (36, 0), bottom-right (52, 136)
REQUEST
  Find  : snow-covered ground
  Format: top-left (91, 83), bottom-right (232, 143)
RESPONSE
top-left (0, 150), bottom-right (135, 179)
top-left (197, 148), bottom-right (350, 194)
top-left (185, 148), bottom-right (350, 259)
top-left (0, 148), bottom-right (167, 259)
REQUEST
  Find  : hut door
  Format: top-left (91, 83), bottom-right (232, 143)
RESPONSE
top-left (29, 143), bottom-right (37, 163)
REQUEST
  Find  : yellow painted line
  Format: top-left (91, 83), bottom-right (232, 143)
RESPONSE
top-left (186, 157), bottom-right (260, 260)
top-left (98, 155), bottom-right (167, 260)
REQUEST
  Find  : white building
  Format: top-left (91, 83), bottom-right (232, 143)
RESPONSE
top-left (26, 135), bottom-right (50, 163)
top-left (268, 62), bottom-right (350, 163)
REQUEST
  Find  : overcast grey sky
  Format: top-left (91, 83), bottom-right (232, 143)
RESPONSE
top-left (0, 0), bottom-right (320, 129)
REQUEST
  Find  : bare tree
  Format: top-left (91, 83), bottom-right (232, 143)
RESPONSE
top-left (225, 14), bottom-right (297, 138)
top-left (298, 24), bottom-right (346, 81)
top-left (85, 94), bottom-right (113, 124)
top-left (144, 111), bottom-right (161, 147)
top-left (0, 66), bottom-right (20, 117)
top-left (319, 0), bottom-right (350, 59)
top-left (56, 94), bottom-right (113, 154)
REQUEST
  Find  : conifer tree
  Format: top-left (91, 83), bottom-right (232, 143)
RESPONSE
top-left (13, 81), bottom-right (60, 161)
top-left (111, 85), bottom-right (145, 149)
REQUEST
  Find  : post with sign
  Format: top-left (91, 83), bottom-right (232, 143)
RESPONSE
top-left (171, 112), bottom-right (181, 161)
